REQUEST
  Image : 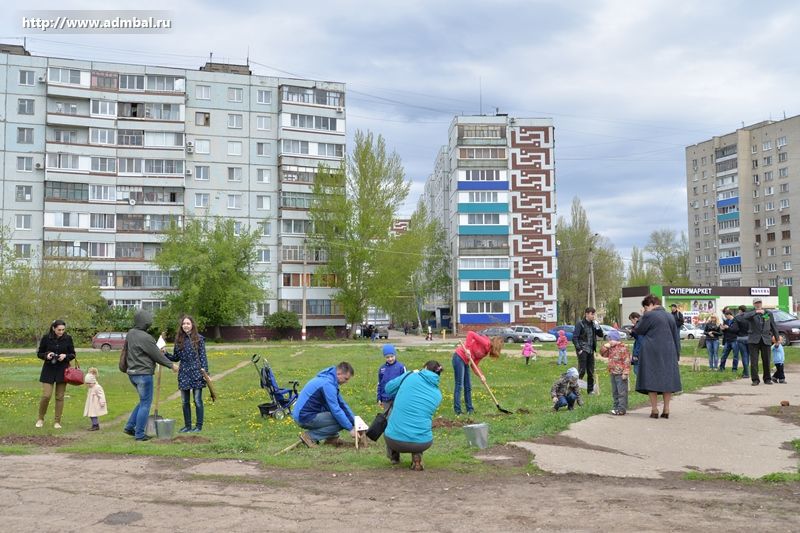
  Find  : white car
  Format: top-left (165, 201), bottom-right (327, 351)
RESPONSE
top-left (599, 324), bottom-right (628, 340)
top-left (511, 326), bottom-right (556, 342)
top-left (679, 324), bottom-right (704, 340)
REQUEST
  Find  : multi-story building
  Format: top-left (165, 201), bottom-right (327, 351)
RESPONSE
top-left (423, 114), bottom-right (557, 331)
top-left (686, 116), bottom-right (799, 289)
top-left (0, 44), bottom-right (346, 328)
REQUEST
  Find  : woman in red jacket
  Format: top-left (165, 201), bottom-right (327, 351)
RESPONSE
top-left (452, 331), bottom-right (503, 415)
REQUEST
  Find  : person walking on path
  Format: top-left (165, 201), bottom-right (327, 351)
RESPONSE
top-left (36, 319), bottom-right (76, 429)
top-left (165, 315), bottom-right (209, 433)
top-left (670, 304), bottom-right (685, 329)
top-left (451, 331), bottom-right (503, 415)
top-left (123, 310), bottom-right (178, 441)
top-left (719, 309), bottom-right (740, 372)
top-left (703, 315), bottom-right (722, 370)
top-left (573, 307), bottom-right (604, 395)
top-left (742, 297), bottom-right (779, 386)
top-left (600, 330), bottom-right (631, 415)
top-left (556, 330), bottom-right (569, 366)
top-left (633, 294), bottom-right (681, 419)
top-left (522, 339), bottom-right (537, 365)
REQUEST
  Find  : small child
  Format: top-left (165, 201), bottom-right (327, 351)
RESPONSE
top-left (522, 339), bottom-right (537, 365)
top-left (556, 330), bottom-right (569, 365)
top-left (628, 312), bottom-right (642, 375)
top-left (772, 336), bottom-right (786, 384)
top-left (377, 344), bottom-right (407, 409)
top-left (550, 367), bottom-right (583, 411)
top-left (83, 367), bottom-right (107, 430)
top-left (600, 330), bottom-right (631, 415)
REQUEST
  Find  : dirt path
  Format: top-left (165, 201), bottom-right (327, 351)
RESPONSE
top-left (1, 451), bottom-right (798, 532)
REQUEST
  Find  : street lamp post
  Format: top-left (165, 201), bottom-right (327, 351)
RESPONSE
top-left (301, 238), bottom-right (307, 341)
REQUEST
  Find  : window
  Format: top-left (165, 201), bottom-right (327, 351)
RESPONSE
top-left (281, 86), bottom-right (343, 107)
top-left (18, 98), bottom-right (34, 115)
top-left (227, 194), bottom-right (241, 209)
top-left (783, 246), bottom-right (791, 255)
top-left (753, 204), bottom-right (761, 213)
top-left (119, 74), bottom-right (145, 91)
top-left (765, 186), bottom-right (774, 196)
top-left (194, 193), bottom-right (209, 208)
top-left (144, 131), bottom-right (183, 148)
top-left (90, 213), bottom-right (115, 230)
top-left (467, 191), bottom-right (499, 203)
top-left (54, 101), bottom-right (78, 115)
top-left (468, 280), bottom-right (501, 291)
top-left (763, 140), bottom-right (772, 151)
top-left (459, 148), bottom-right (506, 159)
top-left (19, 70), bottom-right (34, 86)
top-left (752, 159), bottom-right (759, 169)
top-left (261, 221), bottom-right (271, 236)
top-left (233, 221), bottom-right (243, 236)
top-left (91, 157), bottom-right (117, 173)
top-left (785, 261), bottom-right (793, 271)
top-left (89, 185), bottom-right (115, 201)
top-left (281, 219), bottom-right (312, 235)
top-left (16, 157), bottom-right (33, 171)
top-left (227, 167), bottom-right (242, 181)
top-left (117, 129), bottom-right (143, 146)
top-left (465, 302), bottom-right (504, 313)
top-left (48, 67), bottom-right (81, 84)
top-left (777, 136), bottom-right (787, 148)
top-left (782, 231), bottom-right (791, 240)
top-left (90, 128), bottom-right (115, 145)
top-left (256, 116), bottom-right (271, 130)
top-left (764, 171), bottom-right (774, 181)
top-left (143, 159), bottom-right (183, 174)
top-left (280, 192), bottom-right (312, 209)
top-left (763, 156), bottom-right (773, 166)
top-left (461, 125), bottom-right (503, 138)
top-left (778, 152), bottom-right (788, 163)
top-left (53, 129), bottom-right (77, 143)
top-left (467, 213), bottom-right (501, 224)
top-left (256, 169), bottom-right (271, 183)
top-left (780, 199), bottom-right (790, 210)
top-left (779, 167), bottom-right (789, 178)
top-left (257, 195), bottom-right (271, 210)
top-left (17, 127), bottom-right (33, 144)
top-left (256, 142), bottom-right (270, 156)
top-left (15, 185), bottom-right (32, 202)
top-left (227, 141), bottom-right (242, 156)
top-left (317, 143), bottom-right (343, 157)
top-left (91, 71), bottom-right (118, 90)
top-left (14, 244), bottom-right (31, 258)
top-left (257, 89), bottom-right (271, 104)
top-left (195, 112), bottom-right (210, 126)
top-left (145, 75), bottom-right (184, 92)
top-left (227, 87), bottom-right (243, 102)
top-left (90, 100), bottom-right (115, 117)
top-left (15, 214), bottom-right (32, 230)
top-left (118, 158), bottom-right (143, 174)
top-left (766, 201), bottom-right (775, 211)
top-left (281, 139), bottom-right (309, 155)
top-left (458, 257), bottom-right (509, 269)
top-left (196, 85), bottom-right (210, 100)
top-left (780, 183), bottom-right (789, 193)
top-left (464, 169), bottom-right (502, 181)
top-left (194, 165), bottom-right (209, 180)
top-left (194, 139), bottom-right (211, 154)
top-left (45, 181), bottom-right (88, 201)
top-left (257, 249), bottom-right (271, 263)
top-left (227, 114), bottom-right (243, 128)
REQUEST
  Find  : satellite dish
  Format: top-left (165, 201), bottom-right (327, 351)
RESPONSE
top-left (128, 198), bottom-right (136, 206)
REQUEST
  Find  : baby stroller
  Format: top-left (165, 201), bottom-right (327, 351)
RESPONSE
top-left (251, 354), bottom-right (299, 420)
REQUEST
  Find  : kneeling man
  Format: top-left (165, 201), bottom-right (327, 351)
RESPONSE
top-left (293, 362), bottom-right (356, 447)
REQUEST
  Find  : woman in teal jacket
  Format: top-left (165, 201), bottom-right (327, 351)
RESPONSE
top-left (384, 360), bottom-right (443, 471)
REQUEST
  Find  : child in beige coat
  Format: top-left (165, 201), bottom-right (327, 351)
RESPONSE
top-left (83, 368), bottom-right (107, 431)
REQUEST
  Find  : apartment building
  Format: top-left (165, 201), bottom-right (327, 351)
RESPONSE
top-left (686, 116), bottom-right (799, 290)
top-left (423, 114), bottom-right (557, 331)
top-left (0, 44), bottom-right (346, 327)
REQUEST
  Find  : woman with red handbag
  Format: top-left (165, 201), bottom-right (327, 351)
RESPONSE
top-left (36, 319), bottom-right (76, 429)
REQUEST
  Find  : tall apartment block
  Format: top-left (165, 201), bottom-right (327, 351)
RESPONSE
top-left (686, 115), bottom-right (799, 289)
top-left (0, 44), bottom-right (346, 328)
top-left (423, 114), bottom-right (557, 331)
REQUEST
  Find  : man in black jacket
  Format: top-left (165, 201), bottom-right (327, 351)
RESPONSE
top-left (670, 304), bottom-right (685, 329)
top-left (733, 305), bottom-right (750, 378)
top-left (742, 298), bottom-right (779, 386)
top-left (573, 307), bottom-right (604, 394)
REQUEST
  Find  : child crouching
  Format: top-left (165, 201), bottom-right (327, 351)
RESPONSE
top-left (600, 330), bottom-right (631, 415)
top-left (83, 368), bottom-right (107, 430)
top-left (550, 367), bottom-right (583, 411)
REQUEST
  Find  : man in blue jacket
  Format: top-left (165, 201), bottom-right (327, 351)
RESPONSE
top-left (293, 362), bottom-right (356, 447)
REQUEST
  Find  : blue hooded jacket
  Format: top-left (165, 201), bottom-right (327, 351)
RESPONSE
top-left (384, 369), bottom-right (442, 444)
top-left (377, 359), bottom-right (406, 402)
top-left (292, 366), bottom-right (355, 431)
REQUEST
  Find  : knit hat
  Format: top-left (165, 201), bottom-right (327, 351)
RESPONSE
top-left (566, 367), bottom-right (579, 380)
top-left (607, 329), bottom-right (620, 341)
top-left (382, 344), bottom-right (396, 357)
top-left (84, 373), bottom-right (97, 384)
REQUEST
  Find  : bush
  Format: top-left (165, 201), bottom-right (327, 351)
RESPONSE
top-left (324, 326), bottom-right (337, 340)
top-left (264, 310), bottom-right (301, 339)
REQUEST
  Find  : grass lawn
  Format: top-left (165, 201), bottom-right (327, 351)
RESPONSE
top-left (1, 340), bottom-right (797, 473)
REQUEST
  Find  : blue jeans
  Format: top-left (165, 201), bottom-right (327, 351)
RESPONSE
top-left (181, 388), bottom-right (204, 429)
top-left (124, 374), bottom-right (153, 439)
top-left (299, 411), bottom-right (345, 442)
top-left (557, 348), bottom-right (568, 365)
top-left (736, 339), bottom-right (750, 376)
top-left (452, 353), bottom-right (473, 415)
top-left (706, 339), bottom-right (719, 369)
top-left (719, 341), bottom-right (739, 370)
top-left (555, 392), bottom-right (577, 411)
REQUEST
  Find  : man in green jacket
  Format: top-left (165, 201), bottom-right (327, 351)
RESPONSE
top-left (123, 310), bottom-right (177, 441)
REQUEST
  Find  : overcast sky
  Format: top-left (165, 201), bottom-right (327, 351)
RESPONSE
top-left (5, 0), bottom-right (800, 264)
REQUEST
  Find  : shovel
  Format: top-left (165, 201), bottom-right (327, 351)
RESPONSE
top-left (460, 342), bottom-right (512, 414)
top-left (145, 365), bottom-right (164, 436)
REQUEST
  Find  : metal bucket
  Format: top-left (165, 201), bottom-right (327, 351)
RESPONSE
top-left (463, 423), bottom-right (489, 449)
top-left (154, 418), bottom-right (176, 439)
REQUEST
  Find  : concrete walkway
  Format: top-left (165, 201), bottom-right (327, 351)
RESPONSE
top-left (512, 370), bottom-right (800, 479)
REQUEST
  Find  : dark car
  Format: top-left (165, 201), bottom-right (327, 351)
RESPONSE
top-left (772, 309), bottom-right (800, 345)
top-left (478, 327), bottom-right (524, 343)
top-left (91, 332), bottom-right (127, 351)
top-left (548, 325), bottom-right (575, 341)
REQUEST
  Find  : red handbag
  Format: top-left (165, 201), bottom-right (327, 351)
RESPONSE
top-left (64, 357), bottom-right (85, 386)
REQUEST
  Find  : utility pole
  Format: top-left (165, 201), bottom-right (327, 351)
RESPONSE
top-left (588, 234), bottom-right (597, 309)
top-left (301, 238), bottom-right (307, 341)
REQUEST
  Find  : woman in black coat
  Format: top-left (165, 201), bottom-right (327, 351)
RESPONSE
top-left (633, 295), bottom-right (682, 419)
top-left (36, 320), bottom-right (76, 429)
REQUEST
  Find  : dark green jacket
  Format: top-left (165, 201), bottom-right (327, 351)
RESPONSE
top-left (125, 310), bottom-right (173, 375)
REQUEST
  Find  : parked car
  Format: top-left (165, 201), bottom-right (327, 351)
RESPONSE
top-left (620, 324), bottom-right (634, 335)
top-left (511, 326), bottom-right (556, 342)
top-left (679, 324), bottom-right (704, 340)
top-left (376, 325), bottom-right (389, 339)
top-left (599, 324), bottom-right (628, 340)
top-left (547, 325), bottom-right (575, 341)
top-left (478, 327), bottom-right (524, 343)
top-left (771, 309), bottom-right (800, 345)
top-left (91, 332), bottom-right (127, 351)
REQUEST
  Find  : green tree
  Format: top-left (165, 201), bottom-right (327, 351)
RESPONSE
top-left (626, 245), bottom-right (658, 286)
top-left (309, 130), bottom-right (410, 335)
top-left (154, 218), bottom-right (265, 338)
top-left (644, 229), bottom-right (690, 284)
top-left (264, 310), bottom-right (301, 339)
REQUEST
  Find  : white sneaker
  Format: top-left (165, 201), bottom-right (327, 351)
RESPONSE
top-left (53, 423), bottom-right (62, 429)
top-left (35, 419), bottom-right (44, 428)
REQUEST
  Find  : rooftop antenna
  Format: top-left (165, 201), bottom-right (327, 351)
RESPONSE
top-left (246, 46), bottom-right (250, 66)
top-left (479, 77), bottom-right (482, 115)
top-left (209, 52), bottom-right (213, 63)
top-left (784, 110), bottom-right (787, 120)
